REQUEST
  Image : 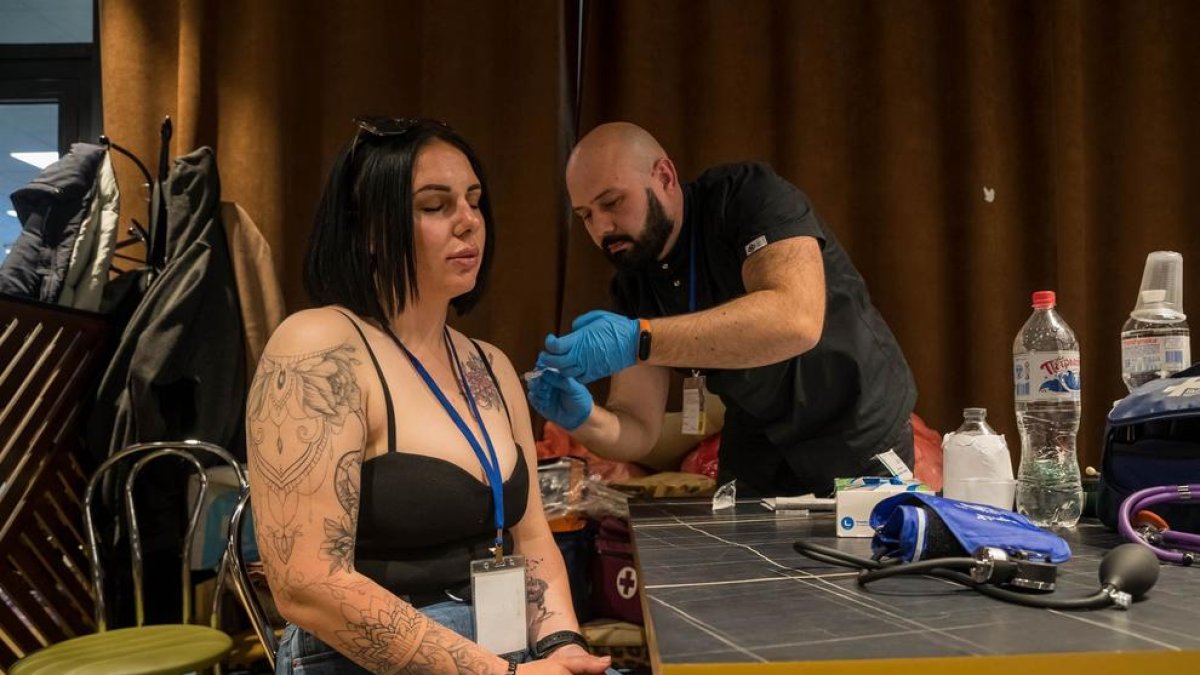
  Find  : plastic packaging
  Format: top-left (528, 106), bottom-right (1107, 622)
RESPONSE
top-left (941, 408), bottom-right (1014, 506)
top-left (1121, 251), bottom-right (1190, 391)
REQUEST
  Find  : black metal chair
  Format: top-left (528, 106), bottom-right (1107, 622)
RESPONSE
top-left (225, 490), bottom-right (279, 670)
top-left (11, 440), bottom-right (246, 675)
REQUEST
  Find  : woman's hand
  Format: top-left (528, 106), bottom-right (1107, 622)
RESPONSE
top-left (517, 650), bottom-right (612, 674)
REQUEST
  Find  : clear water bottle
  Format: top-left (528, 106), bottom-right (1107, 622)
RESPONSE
top-left (1121, 251), bottom-right (1190, 392)
top-left (1012, 290), bottom-right (1083, 527)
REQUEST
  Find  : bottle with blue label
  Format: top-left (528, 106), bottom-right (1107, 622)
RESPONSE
top-left (1121, 251), bottom-right (1190, 392)
top-left (1012, 290), bottom-right (1083, 527)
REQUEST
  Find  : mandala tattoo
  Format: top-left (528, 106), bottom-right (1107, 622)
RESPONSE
top-left (405, 629), bottom-right (498, 674)
top-left (247, 344), bottom-right (363, 564)
top-left (335, 450), bottom-right (362, 515)
top-left (335, 598), bottom-right (424, 672)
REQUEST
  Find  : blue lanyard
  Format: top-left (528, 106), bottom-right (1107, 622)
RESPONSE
top-left (648, 223), bottom-right (699, 318)
top-left (383, 326), bottom-right (506, 555)
top-left (688, 222), bottom-right (697, 314)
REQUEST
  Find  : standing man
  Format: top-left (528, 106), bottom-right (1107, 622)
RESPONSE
top-left (528, 122), bottom-right (916, 497)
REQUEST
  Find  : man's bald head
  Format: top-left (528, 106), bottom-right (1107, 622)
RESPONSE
top-left (566, 122), bottom-right (685, 271)
top-left (567, 122), bottom-right (667, 180)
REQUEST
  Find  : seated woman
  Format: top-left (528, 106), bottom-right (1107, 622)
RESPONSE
top-left (247, 118), bottom-right (614, 675)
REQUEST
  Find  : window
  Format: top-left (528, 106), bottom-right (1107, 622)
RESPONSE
top-left (0, 0), bottom-right (99, 263)
top-left (0, 104), bottom-right (58, 258)
top-left (0, 0), bottom-right (93, 44)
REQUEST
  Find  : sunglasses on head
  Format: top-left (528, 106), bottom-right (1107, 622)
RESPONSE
top-left (350, 116), bottom-right (452, 159)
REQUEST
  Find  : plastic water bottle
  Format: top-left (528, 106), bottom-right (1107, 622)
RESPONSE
top-left (1121, 251), bottom-right (1190, 392)
top-left (942, 408), bottom-right (1013, 502)
top-left (1012, 290), bottom-right (1083, 527)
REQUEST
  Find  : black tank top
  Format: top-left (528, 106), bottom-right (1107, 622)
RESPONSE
top-left (338, 313), bottom-right (529, 596)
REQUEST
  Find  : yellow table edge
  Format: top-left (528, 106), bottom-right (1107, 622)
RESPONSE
top-left (657, 650), bottom-right (1199, 674)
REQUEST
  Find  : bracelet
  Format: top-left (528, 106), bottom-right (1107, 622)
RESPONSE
top-left (533, 630), bottom-right (590, 658)
top-left (505, 659), bottom-right (518, 675)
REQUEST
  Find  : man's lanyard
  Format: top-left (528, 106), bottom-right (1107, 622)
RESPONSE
top-left (688, 220), bottom-right (697, 314)
top-left (383, 326), bottom-right (506, 558)
top-left (650, 223), bottom-right (699, 316)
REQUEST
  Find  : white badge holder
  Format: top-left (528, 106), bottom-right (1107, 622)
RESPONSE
top-left (682, 373), bottom-right (707, 435)
top-left (470, 554), bottom-right (528, 655)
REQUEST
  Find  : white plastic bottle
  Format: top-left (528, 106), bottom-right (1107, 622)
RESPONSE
top-left (942, 408), bottom-right (1012, 502)
top-left (1012, 290), bottom-right (1083, 527)
top-left (1121, 251), bottom-right (1190, 392)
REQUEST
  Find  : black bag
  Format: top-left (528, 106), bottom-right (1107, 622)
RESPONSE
top-left (1098, 364), bottom-right (1200, 533)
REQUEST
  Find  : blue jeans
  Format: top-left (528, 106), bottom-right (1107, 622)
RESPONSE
top-left (275, 600), bottom-right (620, 674)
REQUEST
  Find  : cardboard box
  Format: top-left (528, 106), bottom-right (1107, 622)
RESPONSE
top-left (835, 477), bottom-right (932, 537)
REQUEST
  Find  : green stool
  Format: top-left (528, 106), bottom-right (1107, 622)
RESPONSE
top-left (11, 625), bottom-right (232, 675)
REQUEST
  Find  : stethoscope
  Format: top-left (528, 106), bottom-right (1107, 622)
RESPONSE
top-left (1118, 484), bottom-right (1200, 565)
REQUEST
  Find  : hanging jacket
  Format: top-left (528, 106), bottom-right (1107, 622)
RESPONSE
top-left (0, 143), bottom-right (107, 303)
top-left (83, 147), bottom-right (246, 628)
top-left (88, 146), bottom-right (246, 462)
top-left (59, 151), bottom-right (121, 311)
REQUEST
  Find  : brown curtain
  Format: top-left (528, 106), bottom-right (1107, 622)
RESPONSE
top-left (103, 0), bottom-right (1200, 468)
top-left (569, 0), bottom-right (1200, 468)
top-left (99, 0), bottom-right (567, 372)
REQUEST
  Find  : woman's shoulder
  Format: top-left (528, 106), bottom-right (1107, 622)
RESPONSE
top-left (451, 331), bottom-right (518, 380)
top-left (263, 306), bottom-right (363, 355)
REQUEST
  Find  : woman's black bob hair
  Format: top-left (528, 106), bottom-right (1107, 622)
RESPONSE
top-left (303, 118), bottom-right (495, 328)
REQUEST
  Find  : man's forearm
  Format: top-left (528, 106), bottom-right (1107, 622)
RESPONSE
top-left (570, 403), bottom-right (656, 462)
top-left (644, 289), bottom-right (820, 369)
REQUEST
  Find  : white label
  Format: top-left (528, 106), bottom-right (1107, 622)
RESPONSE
top-left (1164, 377), bottom-right (1200, 397)
top-left (681, 376), bottom-right (707, 435)
top-left (1014, 351), bottom-right (1080, 402)
top-left (744, 235), bottom-right (768, 257)
top-left (471, 556), bottom-right (528, 655)
top-left (1121, 335), bottom-right (1191, 378)
top-left (874, 449), bottom-right (914, 480)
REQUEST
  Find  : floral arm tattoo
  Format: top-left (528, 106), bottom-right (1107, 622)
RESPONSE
top-left (247, 342), bottom-right (505, 675)
top-left (461, 350), bottom-right (502, 410)
top-left (247, 344), bottom-right (363, 565)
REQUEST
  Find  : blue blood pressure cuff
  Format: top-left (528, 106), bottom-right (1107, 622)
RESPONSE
top-left (869, 493), bottom-right (1071, 564)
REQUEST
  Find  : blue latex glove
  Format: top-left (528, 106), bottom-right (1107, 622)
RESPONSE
top-left (526, 369), bottom-right (593, 431)
top-left (538, 310), bottom-right (639, 384)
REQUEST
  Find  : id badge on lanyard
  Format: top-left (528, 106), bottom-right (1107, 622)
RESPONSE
top-left (682, 371), bottom-right (707, 435)
top-left (385, 327), bottom-right (529, 654)
top-left (471, 554), bottom-right (527, 655)
top-left (680, 227), bottom-right (707, 435)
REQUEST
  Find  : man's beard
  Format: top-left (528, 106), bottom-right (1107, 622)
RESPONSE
top-left (601, 189), bottom-right (674, 272)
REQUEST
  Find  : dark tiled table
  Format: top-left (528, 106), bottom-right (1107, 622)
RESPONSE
top-left (629, 499), bottom-right (1200, 674)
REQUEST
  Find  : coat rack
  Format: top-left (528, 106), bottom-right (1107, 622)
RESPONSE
top-left (100, 116), bottom-right (173, 275)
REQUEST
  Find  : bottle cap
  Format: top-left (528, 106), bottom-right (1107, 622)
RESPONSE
top-left (1131, 251), bottom-right (1185, 321)
top-left (1031, 290), bottom-right (1056, 309)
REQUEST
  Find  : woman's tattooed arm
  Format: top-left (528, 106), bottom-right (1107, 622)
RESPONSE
top-left (247, 318), bottom-right (509, 675)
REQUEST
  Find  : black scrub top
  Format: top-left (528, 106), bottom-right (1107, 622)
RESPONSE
top-left (611, 162), bottom-right (917, 495)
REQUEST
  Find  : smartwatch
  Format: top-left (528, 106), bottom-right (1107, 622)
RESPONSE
top-left (637, 318), bottom-right (652, 362)
top-left (533, 630), bottom-right (590, 658)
